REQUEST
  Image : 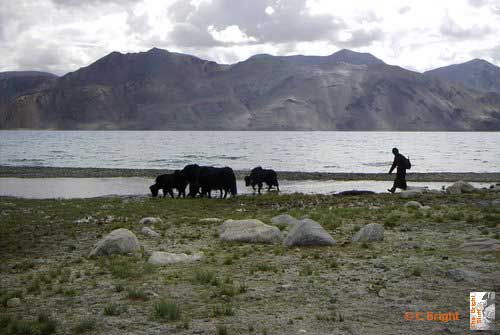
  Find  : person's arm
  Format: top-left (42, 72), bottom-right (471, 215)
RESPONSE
top-left (389, 156), bottom-right (397, 174)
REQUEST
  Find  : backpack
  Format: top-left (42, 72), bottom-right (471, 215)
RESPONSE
top-left (403, 155), bottom-right (411, 169)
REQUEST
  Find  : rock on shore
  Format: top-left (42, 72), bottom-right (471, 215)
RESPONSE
top-left (89, 228), bottom-right (140, 257)
top-left (352, 223), bottom-right (384, 242)
top-left (220, 219), bottom-right (283, 244)
top-left (283, 219), bottom-right (336, 247)
top-left (446, 181), bottom-right (476, 194)
top-left (148, 251), bottom-right (203, 265)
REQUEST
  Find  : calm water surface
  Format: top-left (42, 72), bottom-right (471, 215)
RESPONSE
top-left (1, 131), bottom-right (499, 173)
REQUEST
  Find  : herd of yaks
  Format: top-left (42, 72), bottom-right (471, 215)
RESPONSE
top-left (150, 164), bottom-right (280, 198)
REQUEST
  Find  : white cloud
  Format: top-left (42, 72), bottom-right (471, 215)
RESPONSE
top-left (0, 0), bottom-right (500, 74)
top-left (208, 25), bottom-right (258, 44)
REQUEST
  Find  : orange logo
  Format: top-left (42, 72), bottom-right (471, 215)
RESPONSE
top-left (404, 311), bottom-right (459, 323)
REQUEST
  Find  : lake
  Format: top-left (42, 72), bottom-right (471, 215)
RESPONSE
top-left (1, 131), bottom-right (500, 173)
top-left (1, 130), bottom-right (498, 198)
top-left (0, 130), bottom-right (500, 173)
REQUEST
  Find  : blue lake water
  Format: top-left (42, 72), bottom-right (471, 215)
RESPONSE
top-left (1, 131), bottom-right (500, 173)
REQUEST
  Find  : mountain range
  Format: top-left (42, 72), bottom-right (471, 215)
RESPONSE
top-left (1, 48), bottom-right (500, 130)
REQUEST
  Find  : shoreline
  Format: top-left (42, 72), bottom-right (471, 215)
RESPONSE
top-left (1, 165), bottom-right (499, 182)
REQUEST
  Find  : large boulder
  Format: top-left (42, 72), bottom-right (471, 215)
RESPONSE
top-left (139, 217), bottom-right (163, 225)
top-left (271, 214), bottom-right (301, 227)
top-left (89, 228), bottom-right (140, 257)
top-left (220, 219), bottom-right (283, 244)
top-left (148, 251), bottom-right (203, 265)
top-left (446, 181), bottom-right (476, 195)
top-left (459, 238), bottom-right (500, 252)
top-left (352, 223), bottom-right (384, 242)
top-left (283, 219), bottom-right (336, 247)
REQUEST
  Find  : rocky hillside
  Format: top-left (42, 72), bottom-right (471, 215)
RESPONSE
top-left (425, 59), bottom-right (500, 93)
top-left (0, 72), bottom-right (57, 129)
top-left (1, 49), bottom-right (500, 130)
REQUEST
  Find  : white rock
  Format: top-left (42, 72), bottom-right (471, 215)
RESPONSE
top-left (283, 219), bottom-right (336, 247)
top-left (139, 217), bottom-right (163, 225)
top-left (271, 214), bottom-right (301, 227)
top-left (446, 181), bottom-right (476, 194)
top-left (148, 251), bottom-right (203, 265)
top-left (220, 219), bottom-right (283, 244)
top-left (89, 228), bottom-right (140, 257)
top-left (352, 223), bottom-right (384, 242)
top-left (141, 226), bottom-right (160, 238)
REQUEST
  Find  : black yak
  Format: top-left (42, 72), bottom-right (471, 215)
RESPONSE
top-left (149, 170), bottom-right (188, 198)
top-left (244, 167), bottom-right (280, 194)
top-left (181, 164), bottom-right (237, 198)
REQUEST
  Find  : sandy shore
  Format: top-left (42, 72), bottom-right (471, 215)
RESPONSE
top-left (1, 165), bottom-right (499, 182)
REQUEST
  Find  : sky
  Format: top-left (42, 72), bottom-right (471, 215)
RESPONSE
top-left (1, 0), bottom-right (500, 75)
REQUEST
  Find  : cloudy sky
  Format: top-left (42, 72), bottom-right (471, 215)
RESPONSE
top-left (1, 0), bottom-right (499, 75)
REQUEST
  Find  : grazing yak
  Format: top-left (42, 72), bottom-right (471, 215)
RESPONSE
top-left (181, 164), bottom-right (237, 198)
top-left (150, 170), bottom-right (188, 198)
top-left (244, 167), bottom-right (280, 194)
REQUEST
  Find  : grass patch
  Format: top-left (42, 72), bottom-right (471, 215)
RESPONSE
top-left (410, 266), bottom-right (423, 277)
top-left (0, 314), bottom-right (57, 335)
top-left (127, 287), bottom-right (149, 301)
top-left (217, 284), bottom-right (237, 297)
top-left (103, 303), bottom-right (128, 316)
top-left (216, 324), bottom-right (229, 335)
top-left (384, 212), bottom-right (401, 228)
top-left (193, 269), bottom-right (219, 286)
top-left (73, 318), bottom-right (97, 334)
top-left (27, 279), bottom-right (41, 295)
top-left (316, 311), bottom-right (345, 322)
top-left (238, 281), bottom-right (248, 294)
top-left (153, 299), bottom-right (181, 321)
top-left (299, 264), bottom-right (314, 276)
top-left (212, 303), bottom-right (235, 317)
top-left (109, 257), bottom-right (141, 279)
top-left (250, 263), bottom-right (278, 273)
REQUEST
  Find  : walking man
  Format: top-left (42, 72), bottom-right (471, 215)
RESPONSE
top-left (388, 147), bottom-right (411, 193)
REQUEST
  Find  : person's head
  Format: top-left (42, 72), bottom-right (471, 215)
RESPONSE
top-left (392, 147), bottom-right (399, 155)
